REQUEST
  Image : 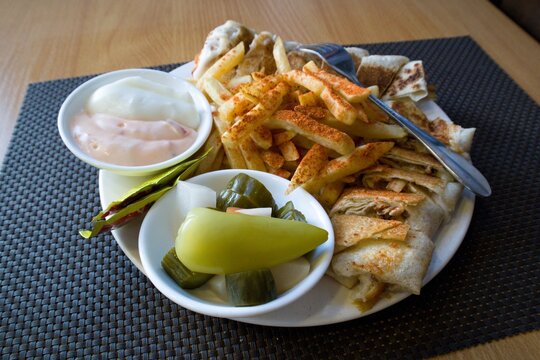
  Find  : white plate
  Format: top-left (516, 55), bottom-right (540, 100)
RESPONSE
top-left (98, 62), bottom-right (475, 326)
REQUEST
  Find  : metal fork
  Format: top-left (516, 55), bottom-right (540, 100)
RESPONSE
top-left (298, 43), bottom-right (491, 197)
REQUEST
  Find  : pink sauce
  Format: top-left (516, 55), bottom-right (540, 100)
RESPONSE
top-left (71, 112), bottom-right (197, 166)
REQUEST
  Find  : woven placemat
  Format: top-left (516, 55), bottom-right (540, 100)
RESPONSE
top-left (1, 36), bottom-right (539, 359)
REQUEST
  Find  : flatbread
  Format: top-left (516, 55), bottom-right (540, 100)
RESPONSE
top-left (330, 188), bottom-right (425, 218)
top-left (383, 61), bottom-right (428, 101)
top-left (361, 165), bottom-right (444, 194)
top-left (384, 146), bottom-right (445, 173)
top-left (386, 97), bottom-right (431, 130)
top-left (404, 191), bottom-right (446, 237)
top-left (357, 55), bottom-right (409, 93)
top-left (236, 31), bottom-right (276, 76)
top-left (332, 214), bottom-right (409, 253)
top-left (429, 117), bottom-right (476, 154)
top-left (192, 20), bottom-right (255, 80)
top-left (345, 47), bottom-right (370, 73)
top-left (407, 182), bottom-right (463, 221)
top-left (331, 230), bottom-right (434, 294)
top-left (349, 275), bottom-right (386, 311)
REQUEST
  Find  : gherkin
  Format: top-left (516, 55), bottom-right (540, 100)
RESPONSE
top-left (216, 173), bottom-right (276, 211)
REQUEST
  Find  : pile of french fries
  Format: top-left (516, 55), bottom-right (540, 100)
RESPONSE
top-left (194, 38), bottom-right (408, 209)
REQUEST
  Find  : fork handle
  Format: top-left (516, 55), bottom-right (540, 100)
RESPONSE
top-left (367, 94), bottom-right (491, 197)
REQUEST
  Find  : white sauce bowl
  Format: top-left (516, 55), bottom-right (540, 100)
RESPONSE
top-left (58, 68), bottom-right (212, 176)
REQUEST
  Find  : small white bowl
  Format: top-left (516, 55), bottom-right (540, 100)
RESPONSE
top-left (139, 169), bottom-right (334, 318)
top-left (57, 68), bottom-right (212, 176)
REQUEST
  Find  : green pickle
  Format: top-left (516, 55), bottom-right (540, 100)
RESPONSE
top-left (217, 173), bottom-right (276, 211)
top-left (226, 269), bottom-right (277, 306)
top-left (275, 201), bottom-right (307, 223)
top-left (161, 248), bottom-right (213, 289)
top-left (175, 207), bottom-right (327, 274)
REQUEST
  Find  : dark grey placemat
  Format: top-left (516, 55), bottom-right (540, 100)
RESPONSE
top-left (1, 36), bottom-right (539, 359)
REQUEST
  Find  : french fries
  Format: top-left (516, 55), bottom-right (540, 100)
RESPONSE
top-left (196, 42), bottom-right (245, 88)
top-left (239, 138), bottom-right (267, 171)
top-left (273, 37), bottom-right (291, 74)
top-left (287, 144), bottom-right (327, 193)
top-left (303, 61), bottom-right (370, 103)
top-left (241, 75), bottom-right (281, 101)
top-left (298, 91), bottom-right (320, 106)
top-left (285, 69), bottom-right (358, 124)
top-left (267, 110), bottom-right (355, 155)
top-left (195, 40), bottom-right (416, 206)
top-left (293, 105), bottom-right (406, 139)
top-left (278, 140), bottom-right (300, 161)
top-left (213, 116), bottom-right (246, 169)
top-left (218, 93), bottom-right (255, 123)
top-left (273, 130), bottom-right (296, 146)
top-left (210, 147), bottom-right (225, 171)
top-left (222, 82), bottom-right (290, 144)
top-left (284, 69), bottom-right (325, 94)
top-left (251, 126), bottom-right (273, 149)
top-left (302, 142), bottom-right (395, 194)
top-left (261, 150), bottom-right (285, 169)
top-left (203, 78), bottom-right (232, 106)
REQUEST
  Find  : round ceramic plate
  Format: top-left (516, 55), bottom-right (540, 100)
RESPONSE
top-left (98, 62), bottom-right (475, 326)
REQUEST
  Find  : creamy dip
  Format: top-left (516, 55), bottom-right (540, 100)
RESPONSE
top-left (86, 76), bottom-right (200, 129)
top-left (72, 76), bottom-right (200, 166)
top-left (72, 113), bottom-right (197, 166)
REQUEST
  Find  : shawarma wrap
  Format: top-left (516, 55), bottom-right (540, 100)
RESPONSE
top-left (383, 60), bottom-right (428, 101)
top-left (357, 55), bottom-right (409, 93)
top-left (331, 230), bottom-right (434, 294)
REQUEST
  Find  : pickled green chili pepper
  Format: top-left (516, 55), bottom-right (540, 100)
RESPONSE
top-left (216, 173), bottom-right (276, 211)
top-left (80, 187), bottom-right (171, 238)
top-left (175, 208), bottom-right (328, 274)
top-left (80, 149), bottom-right (211, 239)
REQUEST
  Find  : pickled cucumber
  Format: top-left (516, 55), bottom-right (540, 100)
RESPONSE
top-left (217, 173), bottom-right (276, 211)
top-left (275, 201), bottom-right (307, 223)
top-left (226, 269), bottom-right (277, 306)
top-left (161, 248), bottom-right (213, 289)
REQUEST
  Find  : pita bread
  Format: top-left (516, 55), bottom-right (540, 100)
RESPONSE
top-left (384, 147), bottom-right (444, 172)
top-left (404, 191), bottom-right (446, 237)
top-left (192, 20), bottom-right (255, 80)
top-left (357, 55), bottom-right (409, 93)
top-left (386, 98), bottom-right (431, 130)
top-left (236, 31), bottom-right (276, 76)
top-left (326, 267), bottom-right (359, 288)
top-left (332, 214), bottom-right (409, 253)
top-left (350, 275), bottom-right (386, 311)
top-left (429, 118), bottom-right (476, 154)
top-left (345, 47), bottom-right (370, 73)
top-left (407, 182), bottom-right (463, 220)
top-left (329, 185), bottom-right (447, 239)
top-left (383, 61), bottom-right (428, 102)
top-left (330, 187), bottom-right (425, 218)
top-left (331, 230), bottom-right (434, 294)
top-left (362, 165), bottom-right (444, 194)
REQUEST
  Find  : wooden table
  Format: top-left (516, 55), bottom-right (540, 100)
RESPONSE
top-left (0, 0), bottom-right (537, 358)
